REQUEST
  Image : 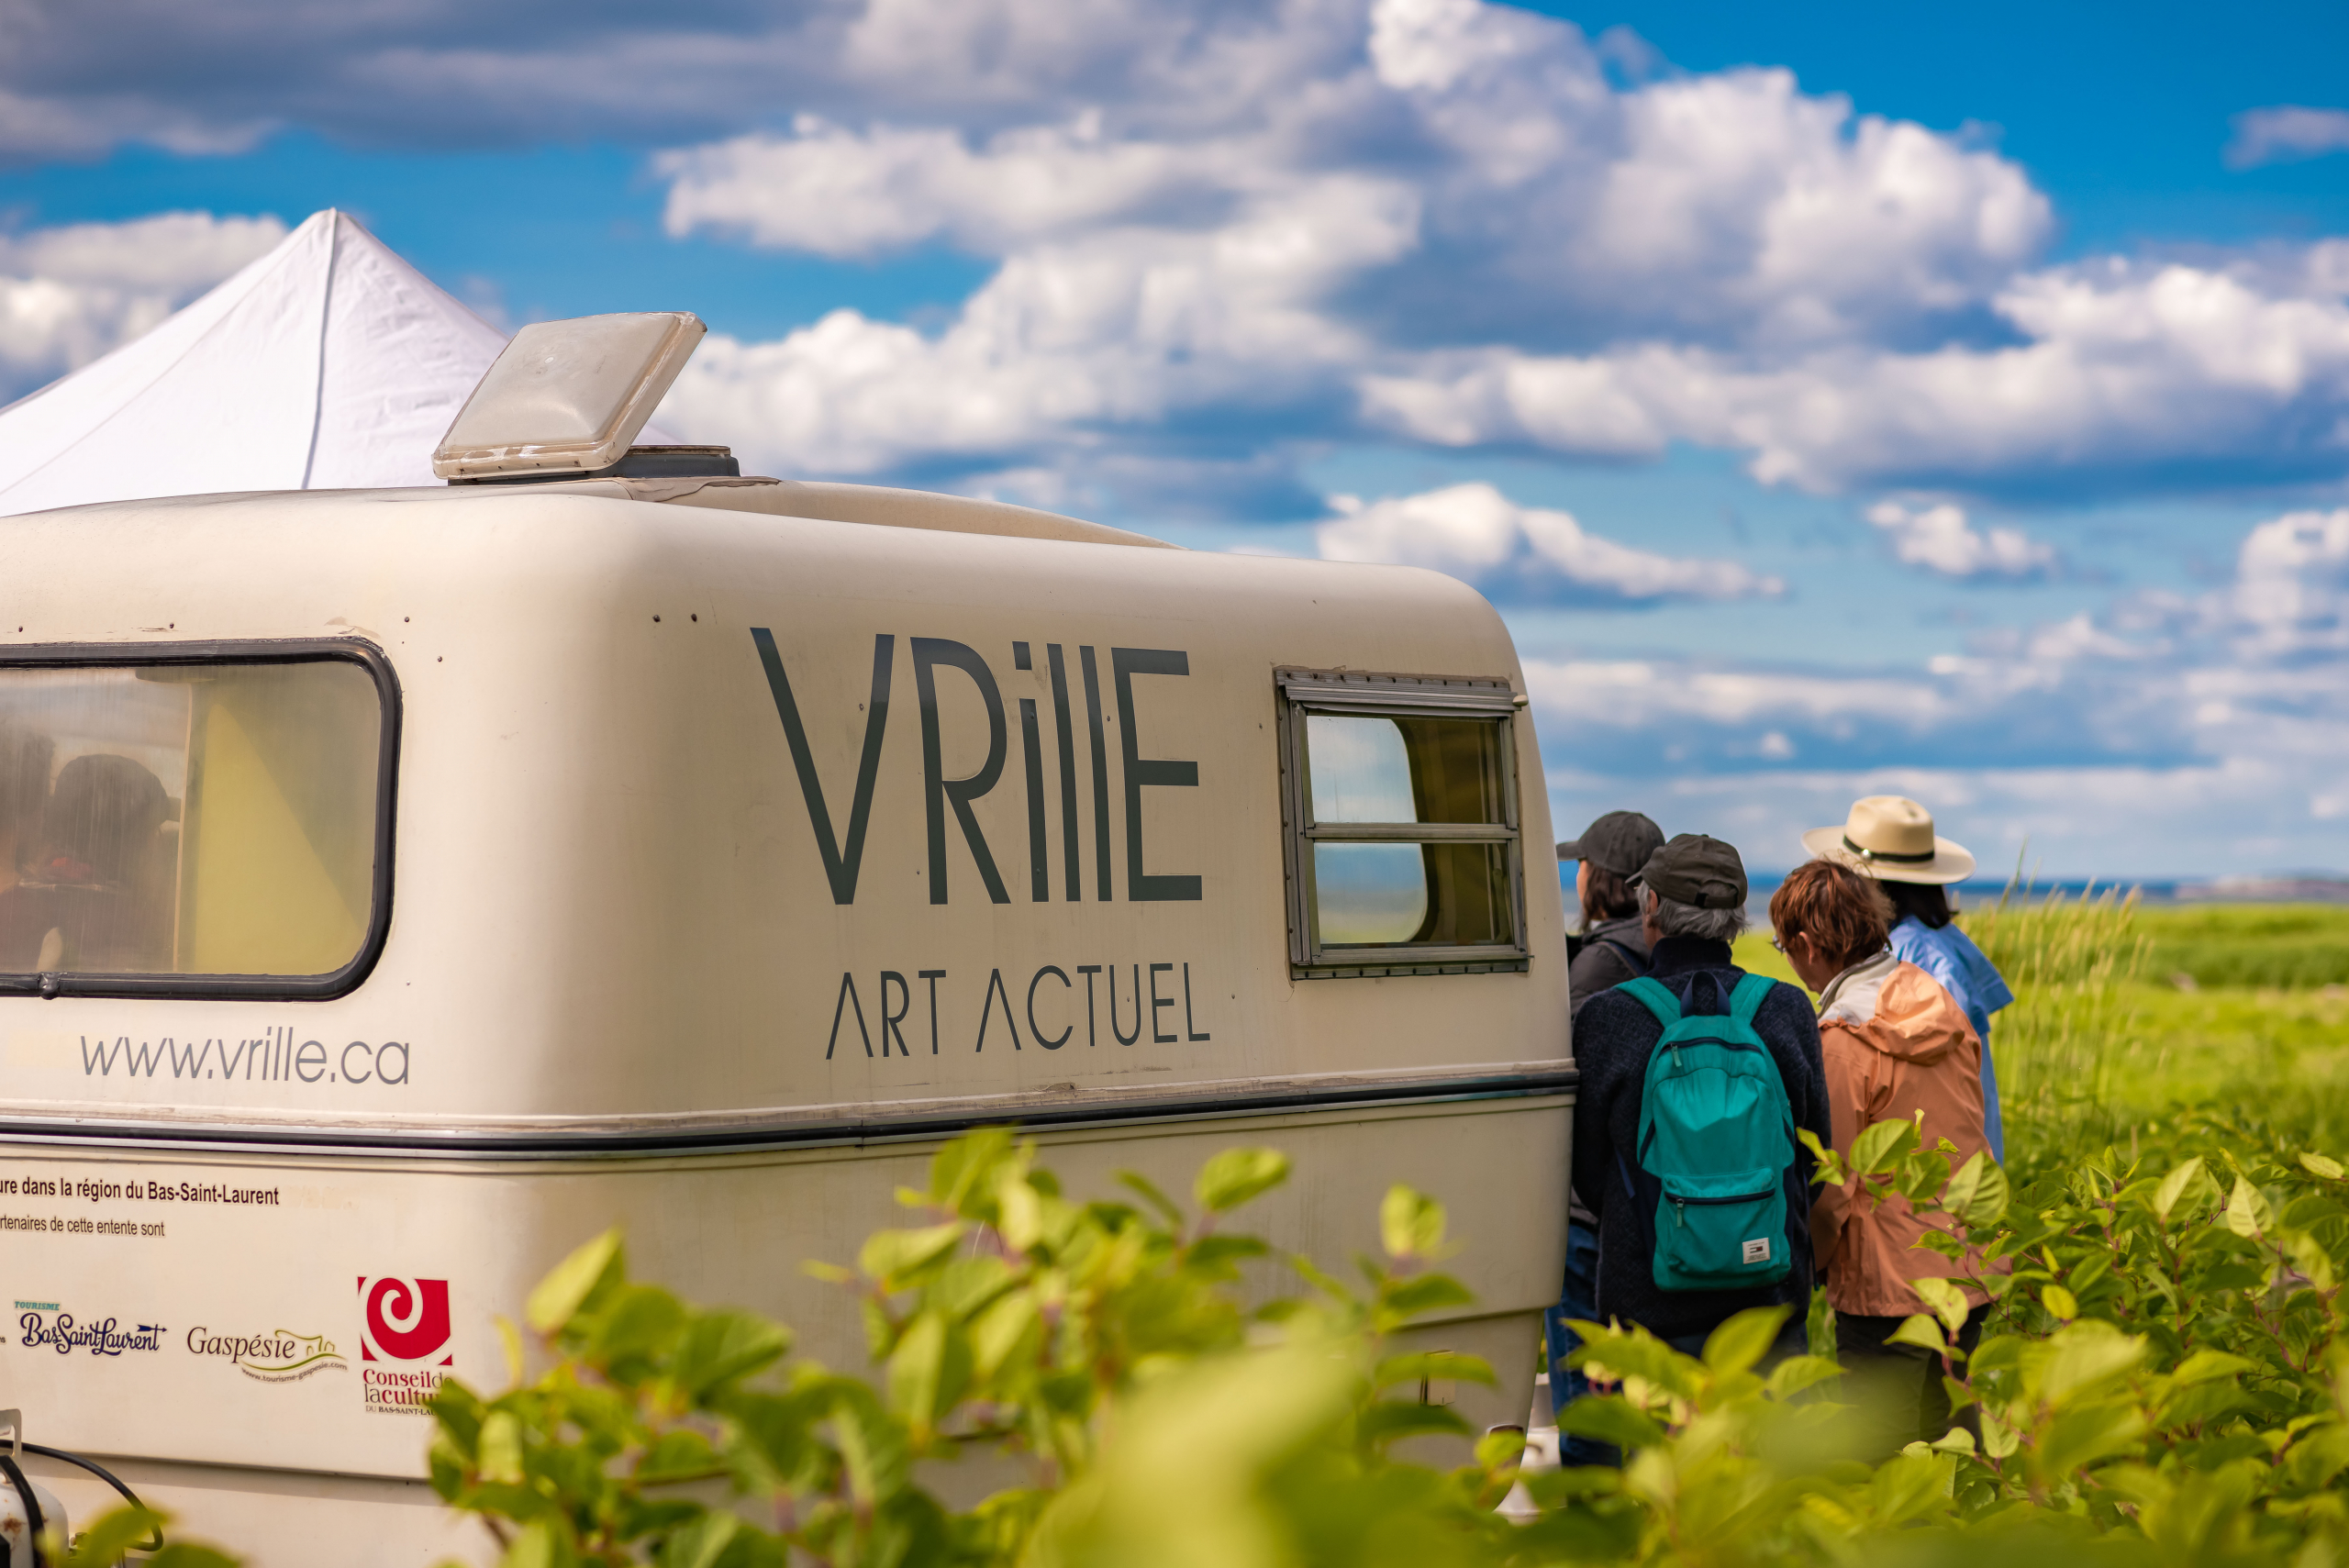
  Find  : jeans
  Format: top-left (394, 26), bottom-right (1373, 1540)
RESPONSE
top-left (1543, 1222), bottom-right (1609, 1465)
top-left (1548, 1223), bottom-right (1809, 1469)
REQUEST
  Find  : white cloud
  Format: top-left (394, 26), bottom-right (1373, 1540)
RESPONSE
top-left (2226, 106), bottom-right (2349, 170)
top-left (0, 212), bottom-right (287, 399)
top-left (1865, 499), bottom-right (2056, 578)
top-left (1364, 254), bottom-right (2349, 494)
top-left (22, 0), bottom-right (2335, 511)
top-left (2232, 506), bottom-right (2349, 653)
top-left (630, 1), bottom-right (2349, 509)
top-left (1313, 482), bottom-right (1782, 604)
top-left (640, 0), bottom-right (2092, 502)
top-left (656, 113), bottom-right (1259, 258)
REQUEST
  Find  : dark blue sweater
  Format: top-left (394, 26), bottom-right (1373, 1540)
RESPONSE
top-left (1569, 936), bottom-right (1831, 1340)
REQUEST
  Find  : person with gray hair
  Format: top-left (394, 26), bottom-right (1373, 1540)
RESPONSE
top-left (1566, 834), bottom-right (1830, 1373)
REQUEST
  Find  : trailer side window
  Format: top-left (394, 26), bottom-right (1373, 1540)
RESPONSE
top-left (0, 646), bottom-right (395, 998)
top-left (1276, 670), bottom-right (1526, 978)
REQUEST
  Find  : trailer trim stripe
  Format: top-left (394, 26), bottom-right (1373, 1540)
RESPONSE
top-left (0, 1066), bottom-right (1576, 1160)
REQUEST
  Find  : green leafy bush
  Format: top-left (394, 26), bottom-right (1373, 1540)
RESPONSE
top-left (422, 1128), bottom-right (1530, 1567)
top-left (1533, 1117), bottom-right (2349, 1566)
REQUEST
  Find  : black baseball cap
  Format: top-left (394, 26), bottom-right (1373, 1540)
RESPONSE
top-left (1631, 834), bottom-right (1748, 910)
top-left (1556, 810), bottom-right (1664, 879)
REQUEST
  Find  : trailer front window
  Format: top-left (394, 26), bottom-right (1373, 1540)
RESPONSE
top-left (0, 645), bottom-right (395, 998)
top-left (1277, 671), bottom-right (1526, 978)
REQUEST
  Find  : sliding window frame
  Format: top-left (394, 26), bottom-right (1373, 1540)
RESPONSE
top-left (1275, 668), bottom-right (1529, 980)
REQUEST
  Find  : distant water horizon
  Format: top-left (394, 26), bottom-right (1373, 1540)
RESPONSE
top-left (1556, 862), bottom-right (2349, 913)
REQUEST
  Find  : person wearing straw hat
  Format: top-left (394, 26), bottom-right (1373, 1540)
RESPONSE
top-left (1800, 795), bottom-right (2012, 1162)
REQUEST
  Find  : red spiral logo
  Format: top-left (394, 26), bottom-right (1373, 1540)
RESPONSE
top-left (359, 1276), bottom-right (451, 1362)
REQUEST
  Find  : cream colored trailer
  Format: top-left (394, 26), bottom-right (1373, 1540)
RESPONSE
top-left (0, 322), bottom-right (1572, 1566)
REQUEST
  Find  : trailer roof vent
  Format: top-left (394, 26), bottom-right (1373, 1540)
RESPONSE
top-left (434, 311), bottom-right (706, 483)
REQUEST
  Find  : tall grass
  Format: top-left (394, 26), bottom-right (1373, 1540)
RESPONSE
top-left (1958, 881), bottom-right (2150, 1172)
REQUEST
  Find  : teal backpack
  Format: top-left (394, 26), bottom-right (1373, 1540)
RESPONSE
top-left (1617, 972), bottom-right (1798, 1292)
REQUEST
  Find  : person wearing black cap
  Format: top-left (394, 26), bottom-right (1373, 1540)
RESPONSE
top-left (1559, 809), bottom-right (1665, 1019)
top-left (1548, 810), bottom-right (1664, 1460)
top-left (1568, 833), bottom-right (1831, 1362)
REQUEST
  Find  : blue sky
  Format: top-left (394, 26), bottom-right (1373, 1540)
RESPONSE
top-left (2, 0), bottom-right (2345, 878)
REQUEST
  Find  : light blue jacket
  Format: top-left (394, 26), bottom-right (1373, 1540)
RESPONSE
top-left (1888, 916), bottom-right (2012, 1162)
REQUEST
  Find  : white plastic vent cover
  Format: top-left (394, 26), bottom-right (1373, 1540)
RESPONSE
top-left (431, 311), bottom-right (705, 480)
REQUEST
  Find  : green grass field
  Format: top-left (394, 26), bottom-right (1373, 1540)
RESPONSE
top-left (1732, 897), bottom-right (2349, 1184)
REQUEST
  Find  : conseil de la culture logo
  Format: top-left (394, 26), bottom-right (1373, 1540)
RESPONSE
top-left (356, 1275), bottom-right (451, 1417)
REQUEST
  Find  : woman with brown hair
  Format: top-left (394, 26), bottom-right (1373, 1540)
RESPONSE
top-left (1769, 857), bottom-right (1996, 1453)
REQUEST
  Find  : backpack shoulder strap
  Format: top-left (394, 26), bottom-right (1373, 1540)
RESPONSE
top-left (1617, 975), bottom-right (1681, 1029)
top-left (1592, 935), bottom-right (1653, 976)
top-left (1728, 972), bottom-right (1774, 1027)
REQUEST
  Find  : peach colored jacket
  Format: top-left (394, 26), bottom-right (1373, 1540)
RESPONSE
top-left (1809, 951), bottom-right (1998, 1318)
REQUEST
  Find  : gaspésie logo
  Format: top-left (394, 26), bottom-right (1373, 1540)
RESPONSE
top-left (185, 1326), bottom-right (347, 1383)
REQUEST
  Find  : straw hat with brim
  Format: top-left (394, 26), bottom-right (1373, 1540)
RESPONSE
top-left (1801, 795), bottom-right (1976, 885)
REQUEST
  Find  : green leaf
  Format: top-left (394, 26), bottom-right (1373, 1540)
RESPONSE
top-left (929, 1126), bottom-right (1019, 1213)
top-left (2172, 1349), bottom-right (2260, 1385)
top-left (655, 1513), bottom-right (744, 1568)
top-left (1382, 1272), bottom-right (1476, 1318)
top-left (2152, 1156), bottom-right (2207, 1222)
top-left (587, 1283), bottom-right (689, 1368)
top-left (1911, 1228), bottom-right (1970, 1262)
top-left (1765, 1354), bottom-right (1843, 1401)
top-left (2285, 1425), bottom-right (2349, 1491)
top-left (1798, 1126), bottom-right (1849, 1186)
top-left (2040, 1322), bottom-right (2147, 1403)
top-left (61, 1506), bottom-right (172, 1568)
top-left (967, 1291), bottom-right (1041, 1381)
top-left (1357, 1401), bottom-right (1475, 1446)
top-left (1886, 1314), bottom-right (1949, 1355)
top-left (1700, 1306), bottom-right (1790, 1376)
top-left (2034, 1399), bottom-right (2148, 1479)
top-left (501, 1517), bottom-right (575, 1568)
top-left (1567, 1325), bottom-right (1699, 1401)
top-left (1186, 1234), bottom-right (1269, 1271)
top-left (858, 1220), bottom-right (968, 1285)
top-left (1194, 1148), bottom-right (1291, 1213)
top-left (2301, 1151), bottom-right (2346, 1182)
top-left (1475, 1427), bottom-right (1528, 1472)
top-left (1909, 1277), bottom-right (1972, 1339)
top-left (478, 1409), bottom-right (525, 1485)
top-left (1554, 1395), bottom-right (1666, 1451)
top-left (2043, 1284), bottom-right (2079, 1321)
top-left (1867, 1450), bottom-right (1956, 1526)
top-left (1940, 1150), bottom-right (2010, 1227)
top-left (885, 1309), bottom-right (972, 1429)
top-left (2224, 1174), bottom-right (2276, 1238)
top-left (1851, 1116), bottom-right (1920, 1176)
top-left (2283, 1228), bottom-right (2339, 1291)
top-left (1116, 1169), bottom-right (1187, 1228)
top-left (1379, 1184), bottom-right (1448, 1261)
top-left (672, 1309), bottom-right (792, 1400)
top-left (526, 1229), bottom-right (624, 1336)
top-left (145, 1549), bottom-right (243, 1568)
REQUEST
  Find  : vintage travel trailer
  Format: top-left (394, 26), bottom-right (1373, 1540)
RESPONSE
top-left (0, 314), bottom-right (1574, 1563)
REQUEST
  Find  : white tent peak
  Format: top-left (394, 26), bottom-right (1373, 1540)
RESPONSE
top-left (0, 208), bottom-right (683, 517)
